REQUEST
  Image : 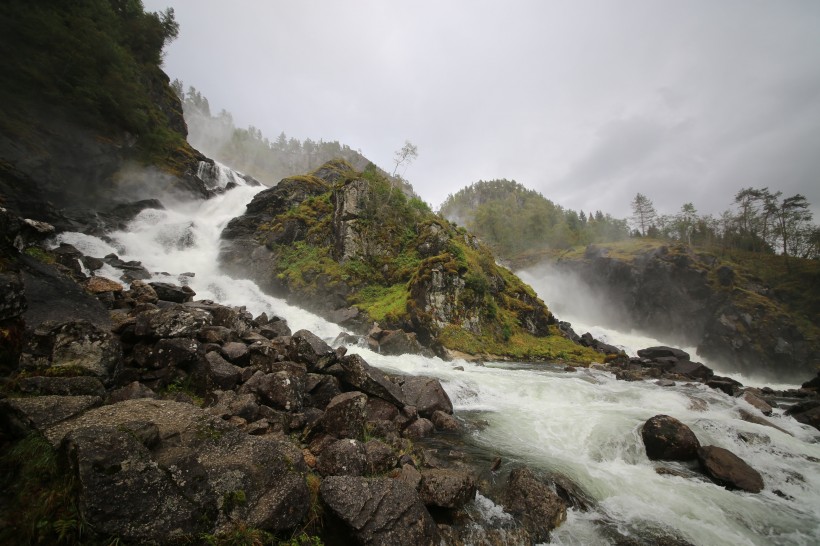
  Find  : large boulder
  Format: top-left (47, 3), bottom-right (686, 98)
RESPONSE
top-left (502, 466), bottom-right (567, 542)
top-left (290, 329), bottom-right (335, 371)
top-left (320, 476), bottom-right (439, 545)
top-left (641, 415), bottom-right (701, 461)
top-left (697, 445), bottom-right (764, 493)
top-left (316, 439), bottom-right (367, 477)
top-left (319, 391), bottom-right (368, 440)
top-left (337, 353), bottom-right (405, 408)
top-left (19, 320), bottom-right (121, 381)
top-left (418, 469), bottom-right (477, 509)
top-left (637, 346), bottom-right (690, 361)
top-left (399, 376), bottom-right (453, 418)
top-left (134, 304), bottom-right (212, 338)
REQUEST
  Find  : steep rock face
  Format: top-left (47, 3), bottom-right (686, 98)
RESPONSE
top-left (220, 161), bottom-right (588, 361)
top-left (553, 244), bottom-right (818, 380)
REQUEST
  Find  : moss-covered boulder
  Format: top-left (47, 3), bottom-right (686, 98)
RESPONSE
top-left (220, 160), bottom-right (598, 363)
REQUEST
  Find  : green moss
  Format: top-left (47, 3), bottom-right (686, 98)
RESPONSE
top-left (350, 284), bottom-right (408, 323)
top-left (24, 246), bottom-right (55, 264)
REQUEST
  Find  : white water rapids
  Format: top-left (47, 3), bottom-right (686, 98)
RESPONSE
top-left (51, 165), bottom-right (820, 545)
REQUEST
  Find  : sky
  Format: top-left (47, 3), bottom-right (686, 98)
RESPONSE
top-left (144, 0), bottom-right (820, 221)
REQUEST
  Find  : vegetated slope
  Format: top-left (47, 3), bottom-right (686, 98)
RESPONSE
top-left (543, 240), bottom-right (820, 381)
top-left (220, 161), bottom-right (599, 363)
top-left (439, 179), bottom-right (629, 259)
top-left (0, 0), bottom-right (215, 230)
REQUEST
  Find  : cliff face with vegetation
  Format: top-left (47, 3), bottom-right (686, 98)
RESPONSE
top-left (547, 240), bottom-right (819, 381)
top-left (220, 161), bottom-right (598, 362)
top-left (0, 0), bottom-right (218, 232)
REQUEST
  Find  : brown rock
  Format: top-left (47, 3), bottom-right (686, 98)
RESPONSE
top-left (697, 445), bottom-right (764, 493)
top-left (86, 276), bottom-right (124, 294)
top-left (641, 415), bottom-right (701, 461)
top-left (503, 466), bottom-right (567, 542)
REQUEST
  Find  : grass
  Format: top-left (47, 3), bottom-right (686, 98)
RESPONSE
top-left (349, 284), bottom-right (408, 323)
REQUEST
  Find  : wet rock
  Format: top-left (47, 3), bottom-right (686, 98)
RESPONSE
top-left (320, 476), bottom-right (439, 545)
top-left (641, 415), bottom-right (701, 461)
top-left (637, 346), bottom-right (690, 361)
top-left (737, 408), bottom-right (792, 435)
top-left (19, 320), bottom-right (120, 381)
top-left (706, 376), bottom-right (743, 396)
top-left (85, 276), bottom-right (123, 294)
top-left (502, 466), bottom-right (567, 542)
top-left (785, 400), bottom-right (820, 431)
top-left (669, 360), bottom-right (714, 380)
top-left (655, 379), bottom-right (677, 387)
top-left (320, 391), bottom-right (368, 440)
top-left (418, 468), bottom-right (477, 509)
top-left (317, 439), bottom-right (367, 477)
top-left (260, 319), bottom-right (291, 339)
top-left (431, 410), bottom-right (460, 431)
top-left (697, 445), bottom-right (764, 493)
top-left (128, 280), bottom-right (158, 304)
top-left (378, 329), bottom-right (428, 356)
top-left (738, 391), bottom-right (773, 416)
top-left (400, 376), bottom-right (453, 418)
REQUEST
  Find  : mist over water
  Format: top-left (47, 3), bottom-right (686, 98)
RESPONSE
top-left (51, 171), bottom-right (820, 545)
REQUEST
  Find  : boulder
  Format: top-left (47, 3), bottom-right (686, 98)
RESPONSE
top-left (400, 376), bottom-right (453, 418)
top-left (305, 374), bottom-right (343, 410)
top-left (697, 445), bottom-right (764, 493)
top-left (149, 282), bottom-right (195, 303)
top-left (337, 353), bottom-right (405, 407)
top-left (364, 440), bottom-right (396, 474)
top-left (134, 305), bottom-right (212, 338)
top-left (202, 351), bottom-right (241, 390)
top-left (320, 476), bottom-right (439, 545)
top-left (108, 381), bottom-right (158, 403)
top-left (641, 415), bottom-right (701, 461)
top-left (502, 466), bottom-right (567, 542)
top-left (739, 391), bottom-right (773, 416)
top-left (378, 329), bottom-right (427, 356)
top-left (706, 376), bottom-right (743, 396)
top-left (637, 346), bottom-right (691, 361)
top-left (19, 320), bottom-right (120, 381)
top-left (320, 391), bottom-right (368, 440)
top-left (786, 400), bottom-right (820, 431)
top-left (669, 360), bottom-right (714, 381)
top-left (128, 280), bottom-right (158, 304)
top-left (418, 469), bottom-right (477, 509)
top-left (0, 269), bottom-right (26, 321)
top-left (290, 329), bottom-right (335, 371)
top-left (403, 417), bottom-right (435, 440)
top-left (316, 439), bottom-right (367, 477)
top-left (17, 375), bottom-right (105, 397)
top-left (431, 410), bottom-right (460, 432)
top-left (147, 337), bottom-right (201, 370)
top-left (240, 369), bottom-right (304, 412)
top-left (85, 276), bottom-right (123, 294)
top-left (0, 395), bottom-right (102, 437)
top-left (220, 341), bottom-right (250, 366)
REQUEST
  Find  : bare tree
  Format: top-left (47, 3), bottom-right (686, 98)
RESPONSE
top-left (630, 193), bottom-right (657, 236)
top-left (392, 140), bottom-right (418, 176)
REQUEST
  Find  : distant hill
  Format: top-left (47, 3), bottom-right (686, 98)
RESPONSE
top-left (439, 179), bottom-right (629, 261)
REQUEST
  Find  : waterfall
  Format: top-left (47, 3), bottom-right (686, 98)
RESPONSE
top-left (50, 170), bottom-right (820, 545)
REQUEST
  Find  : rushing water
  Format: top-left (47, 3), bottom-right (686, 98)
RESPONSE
top-left (51, 166), bottom-right (820, 545)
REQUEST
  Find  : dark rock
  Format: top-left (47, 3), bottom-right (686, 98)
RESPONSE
top-left (431, 410), bottom-right (460, 431)
top-left (149, 282), bottom-right (194, 303)
top-left (669, 360), bottom-right (714, 380)
top-left (108, 381), bottom-right (158, 403)
top-left (418, 468), bottom-right (477, 509)
top-left (320, 391), bottom-right (368, 440)
top-left (290, 329), bottom-right (335, 370)
top-left (738, 391), bottom-right (773, 416)
top-left (0, 269), bottom-right (26, 321)
top-left (134, 304), bottom-right (212, 338)
top-left (697, 445), bottom-right (764, 493)
top-left (802, 372), bottom-right (820, 391)
top-left (400, 376), bottom-right (453, 418)
top-left (641, 415), bottom-right (701, 461)
top-left (17, 375), bottom-right (105, 397)
top-left (203, 351), bottom-right (241, 390)
top-left (260, 320), bottom-right (291, 339)
top-left (338, 353), bottom-right (405, 407)
top-left (655, 379), bottom-right (677, 387)
top-left (19, 320), bottom-right (120, 381)
top-left (378, 329), bottom-right (427, 356)
top-left (220, 341), bottom-right (250, 366)
top-left (148, 337), bottom-right (201, 370)
top-left (403, 417), bottom-right (435, 440)
top-left (364, 440), bottom-right (396, 474)
top-left (317, 439), bottom-right (367, 477)
top-left (706, 376), bottom-right (743, 396)
top-left (786, 401), bottom-right (820, 431)
top-left (366, 397), bottom-right (400, 422)
top-left (240, 369), bottom-right (304, 412)
top-left (637, 346), bottom-right (691, 361)
top-left (320, 476), bottom-right (439, 545)
top-left (503, 466), bottom-right (567, 542)
top-left (0, 395), bottom-right (102, 437)
top-left (305, 373), bottom-right (342, 410)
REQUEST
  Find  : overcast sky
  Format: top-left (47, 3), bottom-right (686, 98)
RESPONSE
top-left (144, 0), bottom-right (820, 221)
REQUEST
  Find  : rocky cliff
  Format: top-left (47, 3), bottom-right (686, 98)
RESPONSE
top-left (219, 160), bottom-right (598, 363)
top-left (548, 241), bottom-right (819, 381)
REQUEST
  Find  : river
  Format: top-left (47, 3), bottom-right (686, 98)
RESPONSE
top-left (51, 165), bottom-right (820, 545)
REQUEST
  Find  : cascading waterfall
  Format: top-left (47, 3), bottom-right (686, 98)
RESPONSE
top-left (51, 170), bottom-right (820, 545)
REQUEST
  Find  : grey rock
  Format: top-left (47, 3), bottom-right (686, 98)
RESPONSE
top-left (418, 468), bottom-right (477, 509)
top-left (338, 353), bottom-right (405, 408)
top-left (17, 375), bottom-right (105, 397)
top-left (317, 439), bottom-right (367, 477)
top-left (503, 466), bottom-right (567, 542)
top-left (320, 391), bottom-right (368, 440)
top-left (641, 415), bottom-right (701, 461)
top-left (1, 395), bottom-right (101, 437)
top-left (400, 376), bottom-right (453, 418)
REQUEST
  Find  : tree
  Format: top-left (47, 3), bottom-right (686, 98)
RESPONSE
top-left (676, 202), bottom-right (697, 245)
top-left (630, 193), bottom-right (657, 236)
top-left (772, 194), bottom-right (813, 265)
top-left (392, 140), bottom-right (418, 176)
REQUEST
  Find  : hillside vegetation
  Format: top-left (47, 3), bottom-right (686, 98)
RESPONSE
top-left (221, 161), bottom-right (600, 363)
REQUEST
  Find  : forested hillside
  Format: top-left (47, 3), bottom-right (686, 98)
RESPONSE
top-left (439, 179), bottom-right (629, 258)
top-left (175, 84), bottom-right (372, 186)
